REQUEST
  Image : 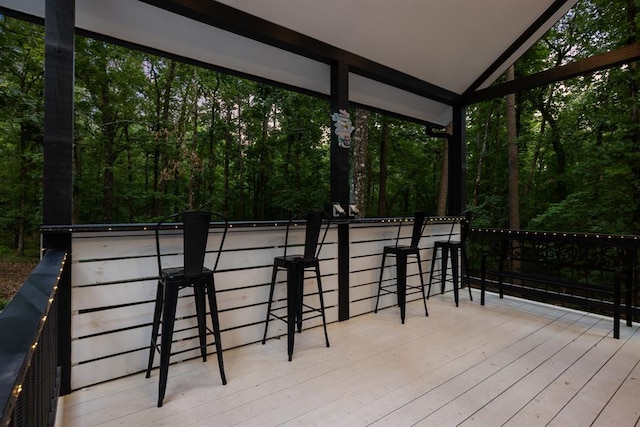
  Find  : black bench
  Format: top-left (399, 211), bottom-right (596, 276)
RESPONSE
top-left (479, 237), bottom-right (633, 339)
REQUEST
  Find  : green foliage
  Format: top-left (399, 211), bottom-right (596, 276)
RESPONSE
top-left (0, 16), bottom-right (44, 252)
top-left (467, 0), bottom-right (640, 235)
top-left (2, 0), bottom-right (640, 248)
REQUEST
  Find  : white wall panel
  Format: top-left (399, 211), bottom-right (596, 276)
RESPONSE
top-left (68, 219), bottom-right (462, 389)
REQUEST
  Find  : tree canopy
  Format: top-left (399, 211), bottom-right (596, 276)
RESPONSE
top-left (0, 0), bottom-right (639, 254)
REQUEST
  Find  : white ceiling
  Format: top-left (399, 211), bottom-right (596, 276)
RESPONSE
top-left (0, 0), bottom-right (579, 125)
top-left (216, 0), bottom-right (574, 93)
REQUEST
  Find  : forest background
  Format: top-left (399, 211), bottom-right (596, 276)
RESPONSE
top-left (0, 0), bottom-right (639, 304)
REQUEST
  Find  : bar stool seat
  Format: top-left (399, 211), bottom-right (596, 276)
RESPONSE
top-left (375, 211), bottom-right (429, 323)
top-left (262, 211), bottom-right (331, 361)
top-left (427, 211), bottom-right (473, 306)
top-left (145, 211), bottom-right (228, 407)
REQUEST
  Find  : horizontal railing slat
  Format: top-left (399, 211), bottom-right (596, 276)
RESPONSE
top-left (53, 218), bottom-right (461, 389)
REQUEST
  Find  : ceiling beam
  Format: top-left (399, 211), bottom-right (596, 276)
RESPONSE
top-left (465, 0), bottom-right (574, 94)
top-left (139, 0), bottom-right (462, 105)
top-left (464, 42), bottom-right (640, 104)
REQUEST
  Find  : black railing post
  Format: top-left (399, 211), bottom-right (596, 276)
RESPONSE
top-left (624, 246), bottom-right (634, 326)
top-left (43, 0), bottom-right (75, 396)
top-left (613, 269), bottom-right (621, 339)
top-left (448, 105), bottom-right (467, 215)
top-left (330, 60), bottom-right (350, 321)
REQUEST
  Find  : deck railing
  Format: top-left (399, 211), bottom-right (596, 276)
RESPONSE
top-left (467, 228), bottom-right (640, 323)
top-left (40, 217), bottom-right (458, 391)
top-left (0, 250), bottom-right (67, 427)
top-left (7, 220), bottom-right (636, 415)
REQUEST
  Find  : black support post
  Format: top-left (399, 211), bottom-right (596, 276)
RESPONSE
top-left (330, 61), bottom-right (351, 321)
top-left (448, 105), bottom-right (467, 214)
top-left (43, 0), bottom-right (75, 396)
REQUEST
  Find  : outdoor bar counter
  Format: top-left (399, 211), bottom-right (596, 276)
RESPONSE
top-left (41, 216), bottom-right (461, 391)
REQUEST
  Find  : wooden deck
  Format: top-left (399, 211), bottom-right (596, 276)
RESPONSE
top-left (57, 291), bottom-right (640, 426)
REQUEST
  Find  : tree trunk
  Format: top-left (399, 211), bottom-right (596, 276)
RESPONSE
top-left (100, 82), bottom-right (118, 223)
top-left (506, 65), bottom-right (520, 230)
top-left (236, 100), bottom-right (245, 218)
top-left (627, 0), bottom-right (640, 234)
top-left (352, 108), bottom-right (369, 217)
top-left (223, 106), bottom-right (232, 215)
top-left (188, 78), bottom-right (198, 210)
top-left (536, 97), bottom-right (567, 201)
top-left (16, 126), bottom-right (28, 256)
top-left (436, 125), bottom-right (451, 216)
top-left (125, 125), bottom-right (134, 222)
top-left (472, 105), bottom-right (494, 206)
top-left (153, 60), bottom-right (176, 216)
top-left (378, 117), bottom-right (389, 216)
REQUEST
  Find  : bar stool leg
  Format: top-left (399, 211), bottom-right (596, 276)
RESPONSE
top-left (315, 262), bottom-right (330, 347)
top-left (262, 263), bottom-right (278, 344)
top-left (296, 266), bottom-right (304, 333)
top-left (427, 246), bottom-right (439, 298)
top-left (146, 281), bottom-right (164, 378)
top-left (396, 252), bottom-right (407, 324)
top-left (375, 252), bottom-right (387, 312)
top-left (451, 247), bottom-right (459, 307)
top-left (416, 253), bottom-right (428, 316)
top-left (440, 246), bottom-right (449, 295)
top-left (205, 276), bottom-right (227, 385)
top-left (158, 281), bottom-right (179, 407)
top-left (194, 283), bottom-right (208, 361)
top-left (286, 263), bottom-right (299, 361)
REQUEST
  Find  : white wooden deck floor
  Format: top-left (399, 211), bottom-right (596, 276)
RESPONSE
top-left (57, 291), bottom-right (640, 427)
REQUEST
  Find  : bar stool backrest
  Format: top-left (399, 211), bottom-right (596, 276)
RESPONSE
top-left (155, 211), bottom-right (228, 278)
top-left (445, 210), bottom-right (472, 243)
top-left (282, 211), bottom-right (329, 262)
top-left (394, 211), bottom-right (427, 249)
top-left (409, 211), bottom-right (427, 249)
top-left (183, 211), bottom-right (212, 277)
top-left (303, 211), bottom-right (323, 261)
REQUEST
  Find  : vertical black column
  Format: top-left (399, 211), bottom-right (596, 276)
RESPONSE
top-left (44, 0), bottom-right (75, 395)
top-left (330, 61), bottom-right (351, 321)
top-left (448, 105), bottom-right (467, 215)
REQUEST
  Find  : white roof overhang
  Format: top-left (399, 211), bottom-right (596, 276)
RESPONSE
top-left (0, 0), bottom-right (578, 126)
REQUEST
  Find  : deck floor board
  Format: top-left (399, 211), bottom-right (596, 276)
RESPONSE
top-left (57, 291), bottom-right (640, 427)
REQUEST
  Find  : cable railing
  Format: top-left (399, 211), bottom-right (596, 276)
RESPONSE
top-left (0, 250), bottom-right (67, 427)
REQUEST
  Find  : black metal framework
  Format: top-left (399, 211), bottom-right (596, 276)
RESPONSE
top-left (0, 250), bottom-right (67, 427)
top-left (464, 0), bottom-right (576, 94)
top-left (469, 228), bottom-right (639, 324)
top-left (42, 0), bottom-right (75, 397)
top-left (375, 212), bottom-right (429, 323)
top-left (146, 211), bottom-right (228, 407)
top-left (262, 211), bottom-right (332, 361)
top-left (448, 105), bottom-right (467, 215)
top-left (43, 0), bottom-right (74, 227)
top-left (331, 61), bottom-right (352, 322)
top-left (466, 42), bottom-right (640, 104)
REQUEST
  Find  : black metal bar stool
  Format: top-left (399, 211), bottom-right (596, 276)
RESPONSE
top-left (145, 211), bottom-right (228, 407)
top-left (375, 211), bottom-right (429, 323)
top-left (427, 211), bottom-right (473, 306)
top-left (262, 211), bottom-right (331, 361)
